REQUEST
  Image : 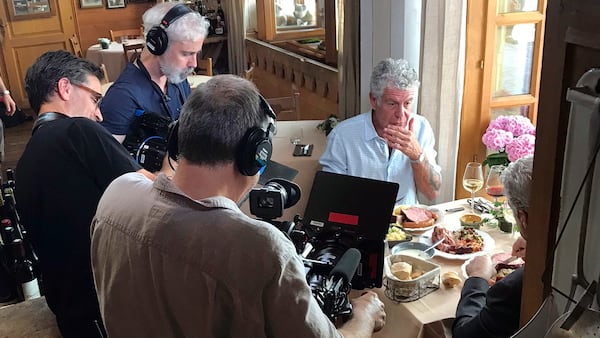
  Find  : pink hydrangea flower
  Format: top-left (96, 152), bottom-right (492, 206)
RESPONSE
top-left (506, 134), bottom-right (536, 162)
top-left (483, 115), bottom-right (536, 164)
top-left (505, 115), bottom-right (535, 137)
top-left (482, 128), bottom-right (513, 151)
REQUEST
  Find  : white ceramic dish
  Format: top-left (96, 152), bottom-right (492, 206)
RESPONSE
top-left (418, 228), bottom-right (495, 260)
top-left (394, 205), bottom-right (444, 233)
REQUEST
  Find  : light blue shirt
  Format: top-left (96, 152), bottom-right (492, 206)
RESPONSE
top-left (319, 111), bottom-right (441, 205)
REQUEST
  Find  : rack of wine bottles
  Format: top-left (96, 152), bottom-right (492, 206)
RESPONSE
top-left (0, 168), bottom-right (41, 306)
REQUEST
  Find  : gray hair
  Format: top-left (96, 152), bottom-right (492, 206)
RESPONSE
top-left (142, 2), bottom-right (209, 44)
top-left (178, 75), bottom-right (268, 165)
top-left (502, 155), bottom-right (534, 213)
top-left (370, 58), bottom-right (419, 104)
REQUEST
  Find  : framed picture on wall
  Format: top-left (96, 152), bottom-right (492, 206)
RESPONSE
top-left (80, 0), bottom-right (103, 8)
top-left (107, 0), bottom-right (126, 9)
top-left (8, 0), bottom-right (56, 21)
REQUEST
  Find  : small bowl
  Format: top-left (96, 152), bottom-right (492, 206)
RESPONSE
top-left (390, 241), bottom-right (435, 260)
top-left (460, 214), bottom-right (483, 229)
top-left (387, 224), bottom-right (413, 248)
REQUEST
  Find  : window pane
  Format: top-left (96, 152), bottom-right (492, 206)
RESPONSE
top-left (491, 106), bottom-right (530, 120)
top-left (492, 23), bottom-right (536, 97)
top-left (496, 0), bottom-right (539, 14)
top-left (275, 0), bottom-right (322, 31)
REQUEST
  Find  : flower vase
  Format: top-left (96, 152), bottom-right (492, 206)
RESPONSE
top-left (498, 217), bottom-right (513, 233)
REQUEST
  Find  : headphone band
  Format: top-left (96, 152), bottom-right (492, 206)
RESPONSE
top-left (160, 4), bottom-right (192, 30)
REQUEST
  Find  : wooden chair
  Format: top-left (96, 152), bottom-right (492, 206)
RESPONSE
top-left (99, 64), bottom-right (110, 84)
top-left (242, 62), bottom-right (256, 81)
top-left (69, 35), bottom-right (83, 58)
top-left (123, 43), bottom-right (144, 63)
top-left (195, 57), bottom-right (213, 76)
top-left (266, 91), bottom-right (301, 121)
top-left (110, 28), bottom-right (144, 42)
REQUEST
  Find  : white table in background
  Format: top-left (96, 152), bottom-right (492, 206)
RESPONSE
top-left (86, 39), bottom-right (145, 82)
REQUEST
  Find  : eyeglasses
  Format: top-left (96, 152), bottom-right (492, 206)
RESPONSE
top-left (73, 82), bottom-right (103, 108)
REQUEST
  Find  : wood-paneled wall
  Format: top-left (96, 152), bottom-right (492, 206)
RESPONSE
top-left (73, 1), bottom-right (153, 53)
top-left (246, 38), bottom-right (338, 121)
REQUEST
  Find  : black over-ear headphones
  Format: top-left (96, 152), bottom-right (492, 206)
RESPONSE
top-left (166, 95), bottom-right (277, 176)
top-left (146, 4), bottom-right (193, 56)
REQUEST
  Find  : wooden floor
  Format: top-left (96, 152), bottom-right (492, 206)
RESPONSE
top-left (3, 120), bottom-right (33, 181)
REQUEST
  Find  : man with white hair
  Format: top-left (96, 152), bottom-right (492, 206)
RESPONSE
top-left (453, 155), bottom-right (532, 337)
top-left (320, 58), bottom-right (441, 204)
top-left (100, 2), bottom-right (208, 170)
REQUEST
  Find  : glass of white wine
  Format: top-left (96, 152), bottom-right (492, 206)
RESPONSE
top-left (463, 162), bottom-right (484, 212)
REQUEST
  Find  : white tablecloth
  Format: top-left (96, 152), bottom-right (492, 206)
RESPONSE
top-left (86, 39), bottom-right (145, 82)
top-left (365, 199), bottom-right (518, 338)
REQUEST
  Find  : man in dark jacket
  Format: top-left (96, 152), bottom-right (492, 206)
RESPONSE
top-left (16, 50), bottom-right (153, 338)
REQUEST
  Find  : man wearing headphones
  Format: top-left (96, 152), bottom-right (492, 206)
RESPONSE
top-left (100, 2), bottom-right (208, 168)
top-left (91, 75), bottom-right (386, 337)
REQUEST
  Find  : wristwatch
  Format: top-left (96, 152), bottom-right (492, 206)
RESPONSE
top-left (2, 90), bottom-right (9, 96)
top-left (410, 151), bottom-right (425, 164)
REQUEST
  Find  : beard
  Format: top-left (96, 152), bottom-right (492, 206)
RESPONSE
top-left (159, 59), bottom-right (194, 84)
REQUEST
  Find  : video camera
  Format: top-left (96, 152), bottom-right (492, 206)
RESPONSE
top-left (122, 109), bottom-right (171, 173)
top-left (250, 178), bottom-right (376, 322)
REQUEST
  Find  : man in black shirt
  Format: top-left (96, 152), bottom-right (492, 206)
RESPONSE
top-left (16, 50), bottom-right (154, 338)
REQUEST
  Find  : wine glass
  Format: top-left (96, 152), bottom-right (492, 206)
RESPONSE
top-left (485, 165), bottom-right (506, 202)
top-left (463, 162), bottom-right (484, 212)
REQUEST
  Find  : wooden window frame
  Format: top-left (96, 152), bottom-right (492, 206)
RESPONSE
top-left (256, 0), bottom-right (326, 41)
top-left (456, 0), bottom-right (547, 200)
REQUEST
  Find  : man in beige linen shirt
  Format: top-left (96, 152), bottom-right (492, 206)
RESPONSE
top-left (91, 75), bottom-right (386, 337)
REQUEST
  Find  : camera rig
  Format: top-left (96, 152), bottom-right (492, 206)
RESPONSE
top-left (250, 178), bottom-right (386, 321)
top-left (122, 109), bottom-right (171, 173)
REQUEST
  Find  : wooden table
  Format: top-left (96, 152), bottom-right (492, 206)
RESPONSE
top-left (367, 198), bottom-right (519, 338)
top-left (86, 39), bottom-right (145, 82)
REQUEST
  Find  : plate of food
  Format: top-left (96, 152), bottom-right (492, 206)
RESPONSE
top-left (418, 226), bottom-right (495, 260)
top-left (461, 252), bottom-right (524, 282)
top-left (393, 205), bottom-right (443, 232)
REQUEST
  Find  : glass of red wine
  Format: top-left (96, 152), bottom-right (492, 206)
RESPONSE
top-left (485, 165), bottom-right (506, 202)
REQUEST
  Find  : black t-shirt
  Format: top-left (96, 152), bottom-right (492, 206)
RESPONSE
top-left (15, 117), bottom-right (141, 320)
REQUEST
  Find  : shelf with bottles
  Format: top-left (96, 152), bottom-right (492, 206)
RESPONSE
top-left (192, 0), bottom-right (227, 37)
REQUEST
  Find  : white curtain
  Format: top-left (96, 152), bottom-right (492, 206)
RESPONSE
top-left (419, 0), bottom-right (466, 203)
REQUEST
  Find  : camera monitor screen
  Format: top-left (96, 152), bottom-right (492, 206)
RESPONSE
top-left (303, 171), bottom-right (399, 240)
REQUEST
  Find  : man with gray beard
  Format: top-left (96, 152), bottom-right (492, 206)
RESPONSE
top-left (100, 2), bottom-right (208, 170)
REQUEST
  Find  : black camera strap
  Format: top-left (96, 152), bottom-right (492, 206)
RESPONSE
top-left (32, 112), bottom-right (69, 135)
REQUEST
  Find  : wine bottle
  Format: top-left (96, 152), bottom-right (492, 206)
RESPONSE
top-left (11, 239), bottom-right (40, 301)
top-left (1, 221), bottom-right (16, 246)
top-left (215, 0), bottom-right (225, 35)
top-left (2, 192), bottom-right (24, 240)
top-left (4, 169), bottom-right (15, 191)
top-left (196, 0), bottom-right (205, 15)
top-left (0, 242), bottom-right (18, 306)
